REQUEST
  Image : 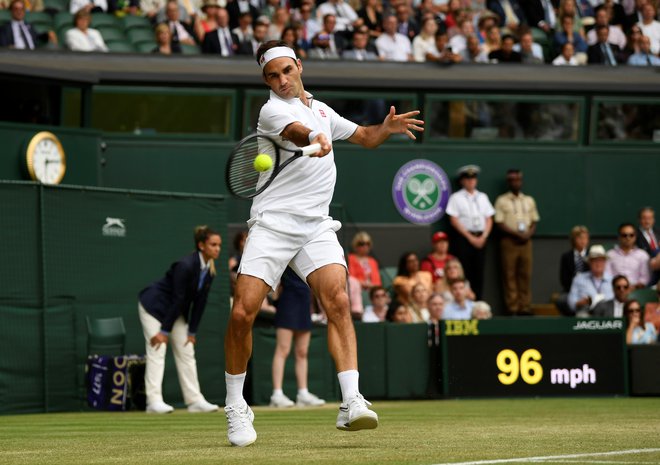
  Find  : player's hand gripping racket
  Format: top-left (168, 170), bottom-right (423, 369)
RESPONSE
top-left (225, 134), bottom-right (321, 199)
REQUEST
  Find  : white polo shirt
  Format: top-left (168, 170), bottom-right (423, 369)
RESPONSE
top-left (446, 188), bottom-right (495, 233)
top-left (375, 33), bottom-right (412, 62)
top-left (253, 90), bottom-right (358, 219)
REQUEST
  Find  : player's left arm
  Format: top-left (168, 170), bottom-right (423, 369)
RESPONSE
top-left (348, 106), bottom-right (424, 149)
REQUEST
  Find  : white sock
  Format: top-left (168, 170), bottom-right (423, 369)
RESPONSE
top-left (297, 388), bottom-right (309, 396)
top-left (337, 370), bottom-right (359, 403)
top-left (225, 371), bottom-right (246, 406)
top-left (272, 388), bottom-right (283, 397)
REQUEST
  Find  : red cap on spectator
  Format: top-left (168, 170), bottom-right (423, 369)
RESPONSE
top-left (432, 231), bottom-right (448, 243)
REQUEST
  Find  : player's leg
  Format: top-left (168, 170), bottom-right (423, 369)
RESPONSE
top-left (138, 302), bottom-right (173, 414)
top-left (307, 264), bottom-right (378, 431)
top-left (224, 273), bottom-right (270, 447)
top-left (293, 329), bottom-right (325, 407)
top-left (270, 328), bottom-right (295, 407)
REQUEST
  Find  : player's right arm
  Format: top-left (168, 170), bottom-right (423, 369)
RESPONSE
top-left (280, 122), bottom-right (331, 157)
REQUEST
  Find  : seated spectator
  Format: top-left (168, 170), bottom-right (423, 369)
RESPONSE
top-left (487, 0), bottom-right (527, 34)
top-left (568, 244), bottom-right (614, 316)
top-left (477, 12), bottom-right (498, 44)
top-left (362, 286), bottom-right (390, 323)
top-left (237, 20), bottom-right (267, 56)
top-left (153, 24), bottom-right (181, 53)
top-left (427, 293), bottom-right (445, 324)
top-left (357, 0), bottom-right (382, 40)
top-left (232, 12), bottom-right (254, 45)
top-left (282, 25), bottom-right (307, 59)
top-left (202, 8), bottom-right (239, 56)
top-left (164, 0), bottom-right (196, 47)
top-left (440, 258), bottom-right (476, 303)
top-left (347, 231), bottom-right (382, 291)
top-left (226, 0), bottom-right (259, 31)
top-left (392, 252), bottom-right (433, 305)
top-left (560, 225), bottom-right (590, 293)
top-left (342, 28), bottom-right (379, 60)
top-left (553, 42), bottom-right (580, 65)
top-left (65, 10), bottom-right (108, 52)
top-left (637, 3), bottom-right (660, 55)
top-left (587, 25), bottom-right (624, 64)
top-left (421, 231), bottom-right (454, 292)
top-left (461, 34), bottom-right (489, 62)
top-left (295, 1), bottom-right (321, 50)
top-left (395, 3), bottom-right (420, 43)
top-left (443, 278), bottom-right (474, 320)
top-left (558, 0), bottom-right (586, 37)
top-left (409, 283), bottom-right (431, 322)
top-left (309, 14), bottom-right (346, 59)
top-left (554, 14), bottom-right (588, 57)
top-left (449, 18), bottom-right (475, 56)
top-left (266, 6), bottom-right (289, 41)
top-left (375, 14), bottom-right (413, 61)
top-left (488, 33), bottom-right (522, 62)
top-left (622, 24), bottom-right (644, 61)
top-left (644, 286), bottom-right (660, 332)
top-left (412, 16), bottom-right (438, 62)
top-left (194, 0), bottom-right (220, 43)
top-left (607, 223), bottom-right (650, 289)
top-left (316, 0), bottom-right (360, 34)
top-left (592, 274), bottom-right (631, 318)
top-left (596, 0), bottom-right (626, 28)
top-left (636, 207), bottom-right (659, 286)
top-left (514, 30), bottom-right (544, 63)
top-left (426, 30), bottom-right (463, 63)
top-left (586, 8), bottom-right (626, 50)
top-left (625, 299), bottom-right (658, 344)
top-left (0, 0), bottom-right (57, 49)
top-left (70, 0), bottom-right (107, 14)
top-left (482, 25), bottom-right (501, 55)
top-left (522, 0), bottom-right (557, 34)
top-left (472, 301), bottom-right (493, 320)
top-left (628, 35), bottom-right (660, 66)
top-left (386, 300), bottom-right (414, 323)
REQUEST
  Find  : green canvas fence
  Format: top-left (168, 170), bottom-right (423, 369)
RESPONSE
top-left (0, 182), bottom-right (229, 414)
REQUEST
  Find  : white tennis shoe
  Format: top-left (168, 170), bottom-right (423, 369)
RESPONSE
top-left (187, 399), bottom-right (219, 413)
top-left (296, 391), bottom-right (326, 407)
top-left (225, 402), bottom-right (257, 447)
top-left (269, 392), bottom-right (295, 408)
top-left (335, 394), bottom-right (378, 431)
top-left (146, 401), bottom-right (174, 414)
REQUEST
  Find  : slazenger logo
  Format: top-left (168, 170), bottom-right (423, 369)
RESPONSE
top-left (391, 159), bottom-right (451, 225)
top-left (102, 217), bottom-right (126, 237)
top-left (572, 320), bottom-right (623, 331)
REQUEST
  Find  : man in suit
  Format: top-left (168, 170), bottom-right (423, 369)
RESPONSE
top-left (486, 0), bottom-right (527, 32)
top-left (522, 0), bottom-right (558, 33)
top-left (202, 7), bottom-right (239, 56)
top-left (592, 275), bottom-right (631, 318)
top-left (164, 0), bottom-right (196, 47)
top-left (308, 14), bottom-right (346, 59)
top-left (637, 207), bottom-right (659, 285)
top-left (237, 20), bottom-right (267, 56)
top-left (395, 3), bottom-right (419, 43)
top-left (0, 0), bottom-right (56, 49)
top-left (557, 225), bottom-right (589, 315)
top-left (587, 25), bottom-right (623, 65)
top-left (227, 0), bottom-right (259, 31)
top-left (341, 28), bottom-right (378, 60)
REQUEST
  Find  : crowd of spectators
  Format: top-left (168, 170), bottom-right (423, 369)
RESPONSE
top-left (1, 0), bottom-right (660, 66)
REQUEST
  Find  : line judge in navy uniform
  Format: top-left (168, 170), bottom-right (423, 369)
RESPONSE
top-left (138, 226), bottom-right (221, 414)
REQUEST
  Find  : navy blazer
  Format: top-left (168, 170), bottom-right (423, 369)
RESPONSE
top-left (139, 251), bottom-right (214, 334)
top-left (0, 21), bottom-right (45, 48)
top-left (486, 0), bottom-right (527, 28)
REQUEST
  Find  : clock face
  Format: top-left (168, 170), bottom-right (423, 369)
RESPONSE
top-left (26, 132), bottom-right (66, 185)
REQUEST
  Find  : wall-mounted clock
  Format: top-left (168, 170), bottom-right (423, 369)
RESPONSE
top-left (25, 131), bottom-right (66, 185)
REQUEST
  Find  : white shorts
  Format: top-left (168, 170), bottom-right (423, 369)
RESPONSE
top-left (238, 211), bottom-right (346, 290)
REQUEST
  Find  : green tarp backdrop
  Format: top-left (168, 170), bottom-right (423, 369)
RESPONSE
top-left (0, 182), bottom-right (229, 413)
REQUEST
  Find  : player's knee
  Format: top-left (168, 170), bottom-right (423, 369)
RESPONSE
top-left (230, 303), bottom-right (258, 327)
top-left (324, 290), bottom-right (350, 318)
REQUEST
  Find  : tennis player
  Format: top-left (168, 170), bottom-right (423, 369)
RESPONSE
top-left (224, 40), bottom-right (424, 447)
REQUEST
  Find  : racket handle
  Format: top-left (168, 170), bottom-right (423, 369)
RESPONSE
top-left (301, 143), bottom-right (321, 156)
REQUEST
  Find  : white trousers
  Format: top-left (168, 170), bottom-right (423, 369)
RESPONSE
top-left (138, 303), bottom-right (204, 406)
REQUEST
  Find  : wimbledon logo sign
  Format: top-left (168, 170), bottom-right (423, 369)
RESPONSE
top-left (392, 159), bottom-right (451, 225)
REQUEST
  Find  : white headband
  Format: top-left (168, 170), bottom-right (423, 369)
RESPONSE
top-left (259, 46), bottom-right (298, 70)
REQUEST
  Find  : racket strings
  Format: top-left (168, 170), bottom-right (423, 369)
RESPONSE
top-left (227, 138), bottom-right (276, 198)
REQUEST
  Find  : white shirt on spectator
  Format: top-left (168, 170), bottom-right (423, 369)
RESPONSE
top-left (586, 26), bottom-right (627, 50)
top-left (552, 54), bottom-right (578, 65)
top-left (375, 32), bottom-right (412, 61)
top-left (412, 34), bottom-right (435, 62)
top-left (512, 42), bottom-right (544, 61)
top-left (448, 34), bottom-right (467, 55)
top-left (316, 0), bottom-right (357, 32)
top-left (443, 300), bottom-right (474, 320)
top-left (65, 27), bottom-right (108, 52)
top-left (446, 188), bottom-right (495, 233)
top-left (70, 0), bottom-right (107, 13)
top-left (638, 19), bottom-right (660, 54)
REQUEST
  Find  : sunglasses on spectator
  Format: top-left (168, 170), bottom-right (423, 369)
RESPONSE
top-left (620, 233), bottom-right (635, 238)
top-left (356, 241), bottom-right (371, 246)
top-left (372, 293), bottom-right (388, 298)
top-left (626, 307), bottom-right (641, 313)
top-left (614, 284), bottom-right (629, 290)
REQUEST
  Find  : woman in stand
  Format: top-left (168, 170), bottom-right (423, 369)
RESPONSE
top-left (625, 299), bottom-right (658, 345)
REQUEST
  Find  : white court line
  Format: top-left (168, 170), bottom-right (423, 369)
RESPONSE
top-left (432, 448), bottom-right (660, 465)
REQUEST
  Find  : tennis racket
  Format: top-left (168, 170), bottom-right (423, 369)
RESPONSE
top-left (225, 134), bottom-right (321, 199)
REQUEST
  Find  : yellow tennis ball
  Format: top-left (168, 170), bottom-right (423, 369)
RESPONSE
top-left (253, 154), bottom-right (273, 172)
